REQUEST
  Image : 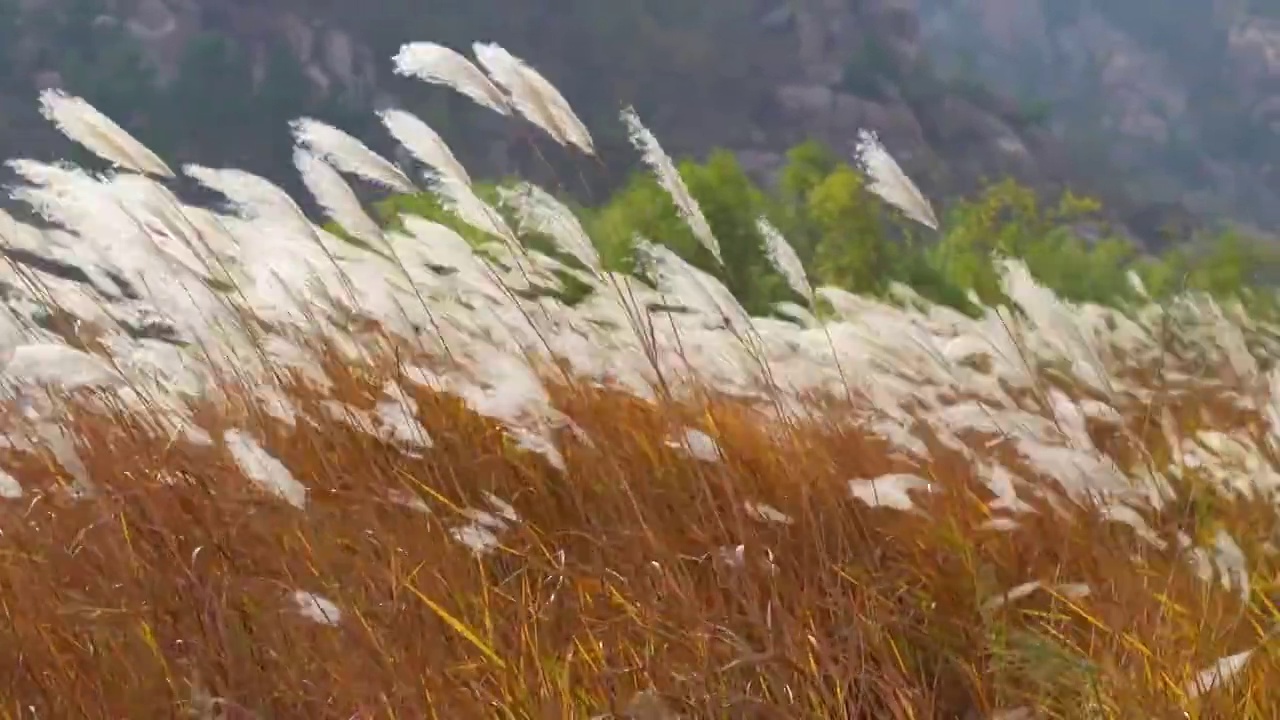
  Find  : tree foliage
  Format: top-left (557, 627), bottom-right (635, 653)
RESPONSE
top-left (371, 138), bottom-right (1280, 322)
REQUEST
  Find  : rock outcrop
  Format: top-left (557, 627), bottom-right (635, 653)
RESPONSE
top-left (0, 0), bottom-right (1272, 243)
top-left (918, 0), bottom-right (1280, 232)
top-left (734, 0), bottom-right (1092, 224)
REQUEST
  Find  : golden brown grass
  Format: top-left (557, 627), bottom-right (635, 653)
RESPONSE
top-left (0, 343), bottom-right (1276, 719)
top-left (11, 31), bottom-right (1279, 718)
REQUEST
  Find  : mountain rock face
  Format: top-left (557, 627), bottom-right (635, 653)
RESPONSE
top-left (756, 0), bottom-right (1084, 212)
top-left (0, 0), bottom-right (1271, 242)
top-left (11, 0), bottom-right (380, 102)
top-left (917, 0), bottom-right (1280, 233)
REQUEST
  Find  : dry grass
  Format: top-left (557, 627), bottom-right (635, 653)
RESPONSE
top-left (4, 34), bottom-right (1278, 720)
top-left (0, 341), bottom-right (1274, 720)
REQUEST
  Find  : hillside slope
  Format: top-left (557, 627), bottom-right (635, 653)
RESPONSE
top-left (919, 0), bottom-right (1280, 232)
top-left (0, 0), bottom-right (1270, 242)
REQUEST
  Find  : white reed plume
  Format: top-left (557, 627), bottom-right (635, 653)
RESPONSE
top-left (102, 173), bottom-right (229, 281)
top-left (38, 89), bottom-right (174, 177)
top-left (854, 129), bottom-right (938, 230)
top-left (498, 182), bottom-right (601, 273)
top-left (1127, 269), bottom-right (1149, 299)
top-left (429, 173), bottom-right (520, 250)
top-left (290, 118), bottom-right (414, 193)
top-left (7, 159), bottom-right (130, 241)
top-left (291, 590), bottom-right (342, 626)
top-left (0, 470), bottom-right (21, 499)
top-left (4, 342), bottom-right (122, 389)
top-left (634, 236), bottom-right (748, 331)
top-left (756, 216), bottom-right (813, 304)
top-left (293, 147), bottom-right (384, 245)
top-left (378, 108), bottom-right (471, 185)
top-left (1186, 646), bottom-right (1257, 700)
top-left (5, 160), bottom-right (196, 291)
top-left (472, 42), bottom-right (596, 156)
top-left (395, 215), bottom-right (506, 298)
top-left (183, 164), bottom-right (313, 233)
top-left (223, 429), bottom-right (308, 509)
top-left (620, 106), bottom-right (721, 264)
top-left (392, 41), bottom-right (511, 116)
top-left (849, 473), bottom-right (932, 512)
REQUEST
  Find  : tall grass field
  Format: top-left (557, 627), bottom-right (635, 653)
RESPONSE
top-left (0, 37), bottom-right (1277, 718)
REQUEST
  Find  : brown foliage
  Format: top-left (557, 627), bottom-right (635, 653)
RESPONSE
top-left (0, 354), bottom-right (1274, 719)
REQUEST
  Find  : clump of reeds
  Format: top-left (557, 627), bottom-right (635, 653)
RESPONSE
top-left (0, 37), bottom-right (1275, 720)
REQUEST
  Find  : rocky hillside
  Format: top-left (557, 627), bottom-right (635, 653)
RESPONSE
top-left (0, 0), bottom-right (1266, 243)
top-left (918, 0), bottom-right (1280, 236)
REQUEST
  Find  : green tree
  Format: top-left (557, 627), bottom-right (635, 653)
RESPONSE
top-left (586, 150), bottom-right (785, 313)
top-left (1187, 229), bottom-right (1260, 297)
top-left (1133, 249), bottom-right (1189, 300)
top-left (774, 140), bottom-right (838, 264)
top-left (803, 162), bottom-right (971, 308)
top-left (355, 139), bottom-right (1280, 321)
top-left (807, 165), bottom-right (891, 294)
top-left (928, 179), bottom-right (1128, 305)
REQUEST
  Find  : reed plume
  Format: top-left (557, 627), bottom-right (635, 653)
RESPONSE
top-left (293, 147), bottom-right (384, 246)
top-left (498, 182), bottom-right (601, 273)
top-left (290, 118), bottom-right (414, 193)
top-left (854, 128), bottom-right (938, 231)
top-left (471, 42), bottom-right (596, 156)
top-left (38, 89), bottom-right (174, 178)
top-left (392, 41), bottom-right (511, 116)
top-left (756, 216), bottom-right (813, 305)
top-left (620, 106), bottom-right (721, 265)
top-left (377, 108), bottom-right (472, 186)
